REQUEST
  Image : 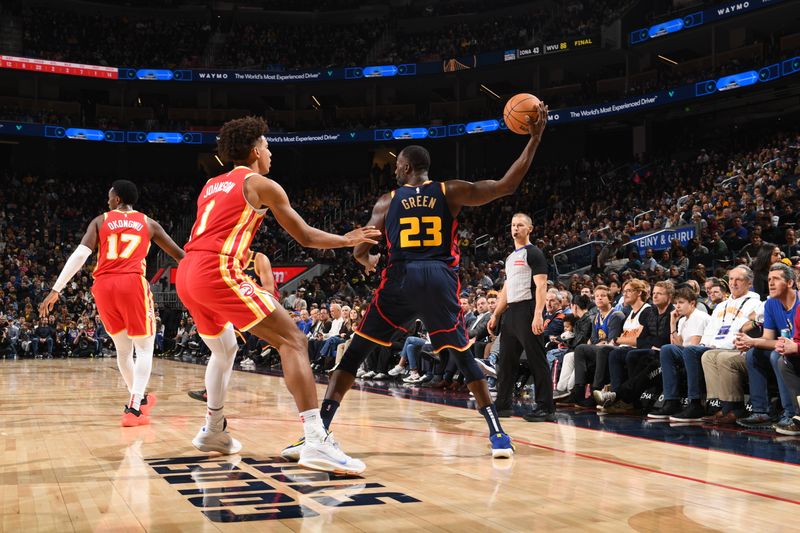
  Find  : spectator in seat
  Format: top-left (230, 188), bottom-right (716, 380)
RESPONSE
top-left (31, 317), bottom-right (54, 358)
top-left (735, 263), bottom-right (799, 430)
top-left (568, 285), bottom-right (625, 406)
top-left (750, 243), bottom-right (782, 300)
top-left (649, 266), bottom-right (760, 422)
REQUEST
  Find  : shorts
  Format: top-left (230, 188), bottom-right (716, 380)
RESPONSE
top-left (92, 274), bottom-right (155, 338)
top-left (355, 261), bottom-right (472, 353)
top-left (176, 251), bottom-right (277, 337)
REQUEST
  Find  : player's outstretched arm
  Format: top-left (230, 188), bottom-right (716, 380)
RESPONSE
top-left (354, 193), bottom-right (391, 274)
top-left (252, 175), bottom-right (381, 249)
top-left (445, 101), bottom-right (548, 208)
top-left (148, 218), bottom-right (185, 263)
top-left (39, 216), bottom-right (101, 317)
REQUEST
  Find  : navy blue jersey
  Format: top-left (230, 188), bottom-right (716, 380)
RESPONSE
top-left (385, 181), bottom-right (458, 267)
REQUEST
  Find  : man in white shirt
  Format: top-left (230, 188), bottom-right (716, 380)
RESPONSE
top-left (324, 304), bottom-right (343, 340)
top-left (649, 266), bottom-right (760, 422)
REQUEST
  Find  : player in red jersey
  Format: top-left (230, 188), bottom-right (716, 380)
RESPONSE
top-left (176, 116), bottom-right (380, 474)
top-left (39, 180), bottom-right (184, 426)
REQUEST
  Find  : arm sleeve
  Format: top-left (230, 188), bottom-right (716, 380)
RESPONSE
top-left (52, 245), bottom-right (93, 293)
top-left (526, 245), bottom-right (548, 276)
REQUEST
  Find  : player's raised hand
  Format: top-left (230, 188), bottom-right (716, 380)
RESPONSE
top-left (343, 225), bottom-right (381, 247)
top-left (38, 290), bottom-right (59, 317)
top-left (527, 101), bottom-right (548, 141)
top-left (363, 253), bottom-right (381, 274)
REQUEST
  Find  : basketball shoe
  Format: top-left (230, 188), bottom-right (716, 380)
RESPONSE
top-left (139, 393), bottom-right (157, 416)
top-left (298, 433), bottom-right (365, 475)
top-left (192, 418), bottom-right (242, 454)
top-left (121, 406), bottom-right (150, 427)
top-left (188, 389), bottom-right (207, 402)
top-left (490, 432), bottom-right (515, 458)
top-left (281, 436), bottom-right (305, 461)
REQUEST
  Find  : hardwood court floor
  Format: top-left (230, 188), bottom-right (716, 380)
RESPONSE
top-left (1, 358), bottom-right (798, 532)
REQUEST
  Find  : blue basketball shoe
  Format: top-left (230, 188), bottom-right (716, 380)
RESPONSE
top-left (490, 432), bottom-right (515, 458)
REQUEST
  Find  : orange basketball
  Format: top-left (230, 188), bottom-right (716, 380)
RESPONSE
top-left (503, 93), bottom-right (542, 135)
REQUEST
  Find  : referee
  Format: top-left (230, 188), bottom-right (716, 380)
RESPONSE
top-left (488, 213), bottom-right (553, 422)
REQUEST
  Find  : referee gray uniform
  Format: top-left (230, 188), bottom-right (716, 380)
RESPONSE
top-left (495, 244), bottom-right (553, 412)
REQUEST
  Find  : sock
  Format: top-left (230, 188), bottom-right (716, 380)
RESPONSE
top-left (320, 399), bottom-right (340, 430)
top-left (111, 332), bottom-right (134, 394)
top-left (300, 408), bottom-right (327, 444)
top-left (206, 406), bottom-right (225, 431)
top-left (129, 394), bottom-right (143, 411)
top-left (131, 336), bottom-right (154, 399)
top-left (202, 326), bottom-right (238, 410)
top-left (479, 404), bottom-right (505, 436)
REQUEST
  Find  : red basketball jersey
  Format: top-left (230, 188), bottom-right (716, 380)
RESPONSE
top-left (185, 166), bottom-right (266, 263)
top-left (94, 210), bottom-right (151, 278)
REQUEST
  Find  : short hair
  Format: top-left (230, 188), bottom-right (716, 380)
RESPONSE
top-left (563, 314), bottom-right (578, 326)
top-left (559, 290), bottom-right (573, 304)
top-left (217, 116), bottom-right (269, 164)
top-left (730, 265), bottom-right (754, 283)
top-left (512, 213), bottom-right (533, 226)
top-left (574, 294), bottom-right (592, 310)
top-left (547, 288), bottom-right (560, 296)
top-left (399, 145), bottom-right (430, 173)
top-left (769, 262), bottom-right (797, 285)
top-left (594, 284), bottom-right (610, 296)
top-left (673, 287), bottom-right (697, 303)
top-left (654, 281), bottom-right (675, 298)
top-left (111, 180), bottom-right (139, 205)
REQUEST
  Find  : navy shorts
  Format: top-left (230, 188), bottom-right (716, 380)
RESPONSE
top-left (355, 261), bottom-right (472, 353)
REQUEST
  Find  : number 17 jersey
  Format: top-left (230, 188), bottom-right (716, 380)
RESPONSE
top-left (385, 181), bottom-right (459, 267)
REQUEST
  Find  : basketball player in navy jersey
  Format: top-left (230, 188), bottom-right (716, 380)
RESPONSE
top-left (282, 101), bottom-right (548, 459)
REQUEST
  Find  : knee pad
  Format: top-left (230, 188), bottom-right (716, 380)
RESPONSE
top-left (449, 348), bottom-right (485, 384)
top-left (337, 335), bottom-right (374, 376)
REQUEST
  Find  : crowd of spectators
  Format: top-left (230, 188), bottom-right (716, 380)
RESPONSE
top-left (2, 124), bottom-right (800, 435)
top-left (22, 7), bottom-right (213, 68)
top-left (18, 1), bottom-right (619, 71)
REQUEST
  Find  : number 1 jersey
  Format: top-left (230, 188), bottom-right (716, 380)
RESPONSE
top-left (384, 181), bottom-right (459, 267)
top-left (184, 166), bottom-right (266, 264)
top-left (94, 210), bottom-right (151, 278)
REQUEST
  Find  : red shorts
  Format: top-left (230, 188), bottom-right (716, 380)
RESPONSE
top-left (176, 251), bottom-right (277, 337)
top-left (92, 274), bottom-right (155, 337)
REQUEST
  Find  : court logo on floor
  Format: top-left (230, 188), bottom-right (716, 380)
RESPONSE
top-left (145, 455), bottom-right (420, 522)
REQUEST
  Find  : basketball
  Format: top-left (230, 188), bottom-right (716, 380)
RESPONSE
top-left (503, 93), bottom-right (542, 134)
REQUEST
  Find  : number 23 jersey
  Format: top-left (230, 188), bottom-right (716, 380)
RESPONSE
top-left (384, 181), bottom-right (459, 267)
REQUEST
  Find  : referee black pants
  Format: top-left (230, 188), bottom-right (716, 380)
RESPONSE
top-left (495, 300), bottom-right (553, 411)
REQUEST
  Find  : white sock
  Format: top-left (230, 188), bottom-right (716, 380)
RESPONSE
top-left (206, 406), bottom-right (225, 432)
top-left (111, 332), bottom-right (134, 394)
top-left (131, 336), bottom-right (155, 401)
top-left (300, 408), bottom-right (327, 444)
top-left (202, 325), bottom-right (238, 410)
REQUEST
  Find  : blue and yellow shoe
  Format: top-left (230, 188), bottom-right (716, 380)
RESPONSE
top-left (490, 432), bottom-right (514, 458)
top-left (281, 436), bottom-right (305, 461)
